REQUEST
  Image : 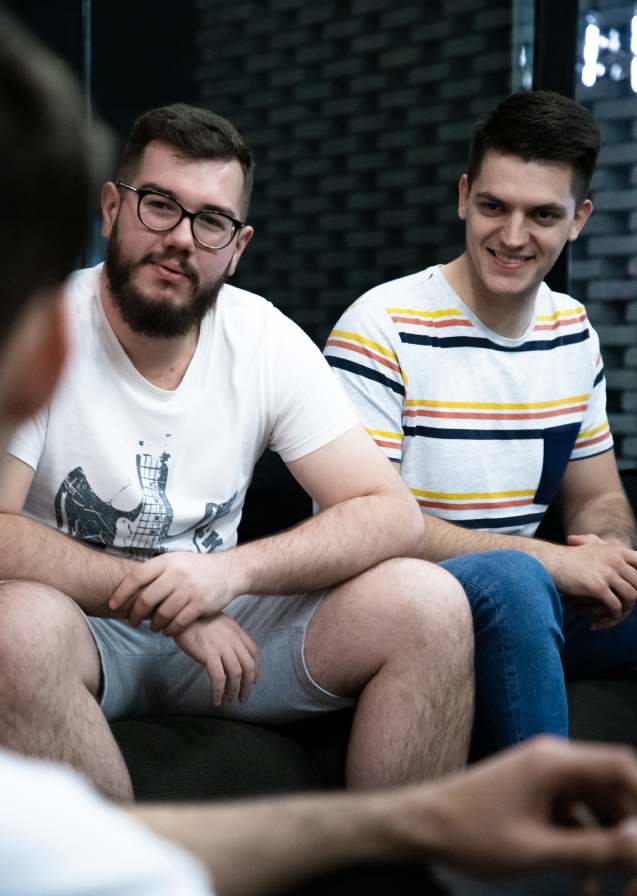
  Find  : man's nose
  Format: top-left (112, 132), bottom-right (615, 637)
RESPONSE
top-left (163, 216), bottom-right (195, 250)
top-left (500, 213), bottom-right (527, 247)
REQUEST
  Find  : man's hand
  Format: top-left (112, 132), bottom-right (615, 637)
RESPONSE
top-left (549, 534), bottom-right (637, 630)
top-left (398, 737), bottom-right (637, 882)
top-left (109, 552), bottom-right (239, 636)
top-left (173, 613), bottom-right (260, 707)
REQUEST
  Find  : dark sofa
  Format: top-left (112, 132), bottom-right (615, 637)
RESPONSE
top-left (111, 452), bottom-right (637, 802)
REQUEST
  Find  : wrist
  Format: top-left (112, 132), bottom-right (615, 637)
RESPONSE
top-left (212, 546), bottom-right (253, 602)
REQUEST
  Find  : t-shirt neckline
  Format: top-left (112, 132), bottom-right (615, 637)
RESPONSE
top-left (434, 265), bottom-right (539, 347)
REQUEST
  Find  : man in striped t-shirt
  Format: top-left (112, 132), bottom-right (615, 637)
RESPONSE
top-left (325, 91), bottom-right (637, 756)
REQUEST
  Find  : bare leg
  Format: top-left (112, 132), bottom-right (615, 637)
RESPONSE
top-left (0, 581), bottom-right (133, 801)
top-left (304, 558), bottom-right (474, 788)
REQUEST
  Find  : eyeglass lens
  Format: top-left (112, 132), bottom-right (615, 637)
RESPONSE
top-left (139, 193), bottom-right (235, 248)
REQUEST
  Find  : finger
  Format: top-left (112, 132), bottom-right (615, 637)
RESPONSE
top-left (127, 580), bottom-right (176, 628)
top-left (220, 651), bottom-right (243, 706)
top-left (150, 593), bottom-right (191, 633)
top-left (162, 602), bottom-right (204, 638)
top-left (611, 576), bottom-right (637, 609)
top-left (235, 628), bottom-right (261, 683)
top-left (231, 641), bottom-right (258, 703)
top-left (591, 614), bottom-right (626, 632)
top-left (109, 558), bottom-right (164, 610)
top-left (205, 656), bottom-right (227, 707)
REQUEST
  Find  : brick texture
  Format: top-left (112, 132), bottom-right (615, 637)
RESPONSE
top-left (571, 0), bottom-right (637, 467)
top-left (195, 0), bottom-right (511, 348)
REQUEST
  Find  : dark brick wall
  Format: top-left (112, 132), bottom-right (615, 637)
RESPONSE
top-left (572, 0), bottom-right (637, 467)
top-left (196, 0), bottom-right (511, 346)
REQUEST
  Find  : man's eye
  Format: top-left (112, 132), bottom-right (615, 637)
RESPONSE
top-left (482, 202), bottom-right (500, 212)
top-left (198, 213), bottom-right (229, 231)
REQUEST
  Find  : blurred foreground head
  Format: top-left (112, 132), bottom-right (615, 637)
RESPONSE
top-left (0, 9), bottom-right (109, 430)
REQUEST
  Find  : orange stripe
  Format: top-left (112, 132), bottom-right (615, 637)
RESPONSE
top-left (404, 405), bottom-right (587, 422)
top-left (533, 313), bottom-right (587, 331)
top-left (576, 432), bottom-right (612, 449)
top-left (325, 339), bottom-right (401, 373)
top-left (417, 498), bottom-right (535, 511)
top-left (374, 438), bottom-right (402, 450)
top-left (389, 316), bottom-right (473, 329)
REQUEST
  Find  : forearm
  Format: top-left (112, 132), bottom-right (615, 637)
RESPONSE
top-left (0, 512), bottom-right (136, 612)
top-left (420, 513), bottom-right (593, 596)
top-left (224, 489), bottom-right (424, 597)
top-left (564, 492), bottom-right (637, 547)
top-left (130, 789), bottom-right (430, 896)
top-left (420, 513), bottom-right (562, 567)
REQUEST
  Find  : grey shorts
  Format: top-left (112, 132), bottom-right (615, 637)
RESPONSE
top-left (86, 590), bottom-right (357, 725)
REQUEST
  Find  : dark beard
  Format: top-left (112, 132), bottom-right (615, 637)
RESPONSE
top-left (104, 218), bottom-right (229, 338)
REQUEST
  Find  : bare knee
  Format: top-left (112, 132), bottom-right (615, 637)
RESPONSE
top-left (361, 557), bottom-right (472, 633)
top-left (0, 581), bottom-right (100, 696)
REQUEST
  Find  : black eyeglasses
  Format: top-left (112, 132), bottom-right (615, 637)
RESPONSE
top-left (117, 182), bottom-right (245, 249)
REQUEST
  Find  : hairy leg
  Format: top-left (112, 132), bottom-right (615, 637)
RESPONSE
top-left (0, 581), bottom-right (132, 801)
top-left (304, 558), bottom-right (474, 788)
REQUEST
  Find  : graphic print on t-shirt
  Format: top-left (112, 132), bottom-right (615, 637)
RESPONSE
top-left (54, 444), bottom-right (236, 560)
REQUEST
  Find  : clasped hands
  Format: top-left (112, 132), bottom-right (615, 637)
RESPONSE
top-left (556, 534), bottom-right (637, 631)
top-left (109, 552), bottom-right (259, 707)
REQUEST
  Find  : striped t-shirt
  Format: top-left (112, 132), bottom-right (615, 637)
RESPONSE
top-left (324, 265), bottom-right (612, 537)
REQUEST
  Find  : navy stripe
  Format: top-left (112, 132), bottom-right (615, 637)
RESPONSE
top-left (404, 422), bottom-right (579, 441)
top-left (454, 512), bottom-right (546, 529)
top-left (399, 330), bottom-right (589, 352)
top-left (326, 355), bottom-right (405, 397)
top-left (593, 368), bottom-right (605, 388)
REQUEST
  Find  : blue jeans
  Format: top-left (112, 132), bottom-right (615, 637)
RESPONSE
top-left (439, 551), bottom-right (637, 756)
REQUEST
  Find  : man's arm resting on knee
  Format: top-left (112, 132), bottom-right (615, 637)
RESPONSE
top-left (129, 738), bottom-right (637, 896)
top-left (111, 424), bottom-right (425, 636)
top-left (0, 454), bottom-right (136, 613)
top-left (418, 450), bottom-right (637, 629)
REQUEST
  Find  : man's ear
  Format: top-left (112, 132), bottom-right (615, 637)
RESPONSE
top-left (0, 288), bottom-right (69, 422)
top-left (101, 181), bottom-right (121, 239)
top-left (568, 198), bottom-right (593, 242)
top-left (458, 174), bottom-right (470, 221)
top-left (228, 225), bottom-right (254, 277)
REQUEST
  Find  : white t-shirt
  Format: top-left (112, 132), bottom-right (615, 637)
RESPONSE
top-left (0, 749), bottom-right (212, 895)
top-left (10, 265), bottom-right (357, 560)
top-left (324, 266), bottom-right (611, 537)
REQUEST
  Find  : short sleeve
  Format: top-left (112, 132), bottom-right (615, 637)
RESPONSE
top-left (8, 401), bottom-right (49, 471)
top-left (570, 323), bottom-right (614, 460)
top-left (0, 750), bottom-right (213, 896)
top-left (323, 298), bottom-right (406, 463)
top-left (267, 311), bottom-right (359, 462)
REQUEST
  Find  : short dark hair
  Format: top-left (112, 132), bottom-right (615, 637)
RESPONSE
top-left (0, 10), bottom-right (109, 349)
top-left (116, 104), bottom-right (255, 219)
top-left (467, 91), bottom-right (601, 205)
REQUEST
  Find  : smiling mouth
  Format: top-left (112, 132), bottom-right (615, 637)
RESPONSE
top-left (488, 249), bottom-right (533, 266)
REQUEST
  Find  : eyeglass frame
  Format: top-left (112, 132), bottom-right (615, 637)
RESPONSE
top-left (117, 182), bottom-right (246, 249)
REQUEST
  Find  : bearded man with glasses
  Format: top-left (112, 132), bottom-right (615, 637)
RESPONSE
top-left (0, 102), bottom-right (474, 802)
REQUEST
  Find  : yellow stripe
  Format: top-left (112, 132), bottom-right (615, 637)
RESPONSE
top-left (330, 330), bottom-right (398, 362)
top-left (405, 395), bottom-right (590, 411)
top-left (536, 307), bottom-right (585, 321)
top-left (366, 428), bottom-right (403, 441)
top-left (577, 422), bottom-right (609, 440)
top-left (386, 307), bottom-right (463, 319)
top-left (410, 487), bottom-right (536, 500)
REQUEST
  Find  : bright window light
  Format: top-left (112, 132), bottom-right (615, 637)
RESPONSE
top-left (582, 23), bottom-right (600, 86)
top-left (632, 15), bottom-right (637, 55)
top-left (609, 28), bottom-right (621, 53)
top-left (631, 55), bottom-right (637, 92)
